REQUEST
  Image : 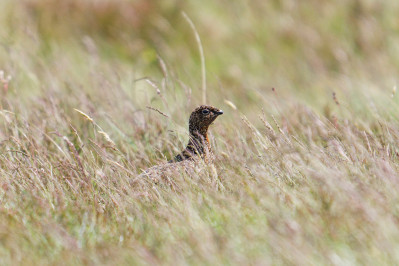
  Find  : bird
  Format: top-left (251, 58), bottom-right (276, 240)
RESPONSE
top-left (136, 105), bottom-right (224, 183)
top-left (170, 105), bottom-right (224, 163)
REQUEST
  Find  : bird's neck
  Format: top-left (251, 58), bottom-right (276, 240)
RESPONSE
top-left (187, 128), bottom-right (211, 155)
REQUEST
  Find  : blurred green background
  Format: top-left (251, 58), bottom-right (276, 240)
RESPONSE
top-left (1, 0), bottom-right (398, 115)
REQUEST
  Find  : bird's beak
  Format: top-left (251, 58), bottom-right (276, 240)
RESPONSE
top-left (215, 110), bottom-right (224, 115)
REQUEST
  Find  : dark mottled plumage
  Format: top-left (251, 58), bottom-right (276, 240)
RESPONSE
top-left (170, 105), bottom-right (223, 163)
top-left (137, 105), bottom-right (223, 182)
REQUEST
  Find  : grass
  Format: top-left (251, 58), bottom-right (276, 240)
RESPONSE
top-left (1, 0), bottom-right (399, 265)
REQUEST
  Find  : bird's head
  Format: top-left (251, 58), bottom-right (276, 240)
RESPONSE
top-left (188, 105), bottom-right (223, 136)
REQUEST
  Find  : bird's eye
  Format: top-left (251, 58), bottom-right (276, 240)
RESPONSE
top-left (202, 109), bottom-right (209, 114)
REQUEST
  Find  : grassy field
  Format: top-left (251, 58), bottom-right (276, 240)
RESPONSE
top-left (1, 0), bottom-right (399, 265)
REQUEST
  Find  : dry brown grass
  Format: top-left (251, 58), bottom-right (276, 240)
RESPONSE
top-left (1, 0), bottom-right (399, 265)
